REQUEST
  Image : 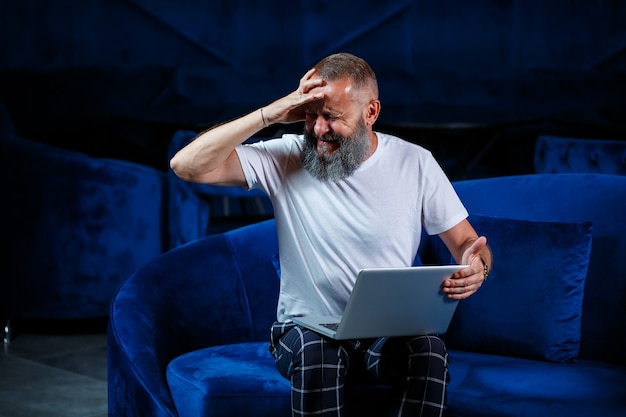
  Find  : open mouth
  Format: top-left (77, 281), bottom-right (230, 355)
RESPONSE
top-left (318, 136), bottom-right (339, 143)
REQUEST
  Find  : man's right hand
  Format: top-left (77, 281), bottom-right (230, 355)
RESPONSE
top-left (170, 68), bottom-right (326, 186)
top-left (263, 68), bottom-right (326, 125)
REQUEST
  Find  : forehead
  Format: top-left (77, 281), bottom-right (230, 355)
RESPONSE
top-left (308, 77), bottom-right (358, 113)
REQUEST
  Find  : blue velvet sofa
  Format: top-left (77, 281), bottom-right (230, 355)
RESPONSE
top-left (108, 173), bottom-right (626, 416)
top-left (534, 135), bottom-right (626, 175)
top-left (0, 117), bottom-right (272, 342)
top-left (1, 133), bottom-right (167, 324)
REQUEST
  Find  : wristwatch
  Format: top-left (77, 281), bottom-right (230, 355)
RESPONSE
top-left (480, 257), bottom-right (489, 281)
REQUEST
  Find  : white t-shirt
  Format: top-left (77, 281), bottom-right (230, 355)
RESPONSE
top-left (236, 132), bottom-right (468, 322)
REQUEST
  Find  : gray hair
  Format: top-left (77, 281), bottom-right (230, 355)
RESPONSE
top-left (313, 53), bottom-right (379, 100)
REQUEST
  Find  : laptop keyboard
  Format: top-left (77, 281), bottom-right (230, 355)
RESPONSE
top-left (321, 323), bottom-right (339, 331)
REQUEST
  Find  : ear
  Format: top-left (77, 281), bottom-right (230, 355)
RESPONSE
top-left (364, 99), bottom-right (381, 126)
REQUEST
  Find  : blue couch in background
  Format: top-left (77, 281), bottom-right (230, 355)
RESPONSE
top-left (108, 172), bottom-right (626, 416)
top-left (1, 133), bottom-right (167, 324)
top-left (534, 134), bottom-right (626, 175)
top-left (0, 99), bottom-right (172, 328)
top-left (0, 121), bottom-right (270, 339)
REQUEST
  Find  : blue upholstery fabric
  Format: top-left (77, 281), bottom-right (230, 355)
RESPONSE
top-left (534, 135), bottom-right (626, 175)
top-left (438, 173), bottom-right (626, 365)
top-left (444, 215), bottom-right (593, 362)
top-left (1, 135), bottom-right (166, 319)
top-left (109, 174), bottom-right (626, 417)
top-left (447, 350), bottom-right (626, 417)
top-left (109, 219), bottom-right (394, 417)
top-left (166, 342), bottom-right (291, 417)
top-left (166, 342), bottom-right (395, 417)
top-left (108, 220), bottom-right (280, 417)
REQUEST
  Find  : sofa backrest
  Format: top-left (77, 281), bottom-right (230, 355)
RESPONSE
top-left (214, 175), bottom-right (625, 364)
top-left (2, 135), bottom-right (167, 319)
top-left (441, 173), bottom-right (626, 364)
top-left (222, 219), bottom-right (281, 339)
top-left (534, 135), bottom-right (626, 175)
top-left (121, 218), bottom-right (280, 351)
top-left (224, 175), bottom-right (626, 364)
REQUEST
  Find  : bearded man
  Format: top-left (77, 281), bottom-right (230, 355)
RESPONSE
top-left (170, 52), bottom-right (492, 417)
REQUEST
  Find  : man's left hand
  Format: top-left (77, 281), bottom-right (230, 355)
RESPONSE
top-left (441, 236), bottom-right (488, 299)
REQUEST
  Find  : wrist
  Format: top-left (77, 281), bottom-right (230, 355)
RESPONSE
top-left (260, 108), bottom-right (269, 128)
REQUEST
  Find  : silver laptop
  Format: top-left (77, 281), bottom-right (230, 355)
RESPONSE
top-left (292, 265), bottom-right (466, 340)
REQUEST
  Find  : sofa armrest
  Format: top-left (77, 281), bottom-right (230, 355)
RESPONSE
top-left (108, 220), bottom-right (279, 416)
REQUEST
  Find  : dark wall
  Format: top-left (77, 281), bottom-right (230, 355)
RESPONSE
top-left (2, 0), bottom-right (625, 177)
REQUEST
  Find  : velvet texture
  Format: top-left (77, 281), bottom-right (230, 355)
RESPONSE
top-left (166, 341), bottom-right (394, 417)
top-left (109, 173), bottom-right (626, 417)
top-left (1, 134), bottom-right (166, 319)
top-left (1, 124), bottom-right (247, 322)
top-left (166, 342), bottom-right (291, 417)
top-left (109, 219), bottom-right (393, 417)
top-left (443, 215), bottom-right (593, 362)
top-left (534, 135), bottom-right (626, 175)
top-left (447, 350), bottom-right (626, 417)
top-left (439, 173), bottom-right (626, 365)
top-left (108, 220), bottom-right (280, 417)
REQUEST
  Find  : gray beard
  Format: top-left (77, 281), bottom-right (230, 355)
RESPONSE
top-left (301, 120), bottom-right (371, 182)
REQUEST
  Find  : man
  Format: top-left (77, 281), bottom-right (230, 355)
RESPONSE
top-left (170, 52), bottom-right (491, 417)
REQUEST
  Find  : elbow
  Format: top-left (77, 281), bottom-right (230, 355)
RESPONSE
top-left (169, 154), bottom-right (182, 176)
top-left (169, 152), bottom-right (215, 183)
top-left (169, 154), bottom-right (193, 181)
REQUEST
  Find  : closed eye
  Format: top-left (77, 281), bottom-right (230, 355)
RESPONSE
top-left (304, 110), bottom-right (341, 122)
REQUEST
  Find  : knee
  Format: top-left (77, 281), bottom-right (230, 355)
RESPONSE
top-left (408, 334), bottom-right (447, 357)
top-left (286, 327), bottom-right (349, 369)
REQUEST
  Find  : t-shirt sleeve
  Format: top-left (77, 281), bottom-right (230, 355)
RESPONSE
top-left (420, 153), bottom-right (468, 235)
top-left (235, 135), bottom-right (299, 195)
top-left (234, 143), bottom-right (265, 191)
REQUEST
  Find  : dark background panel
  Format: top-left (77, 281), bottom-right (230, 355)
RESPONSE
top-left (1, 0), bottom-right (625, 178)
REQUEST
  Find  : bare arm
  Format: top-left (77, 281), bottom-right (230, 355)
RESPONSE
top-left (438, 219), bottom-right (493, 299)
top-left (169, 68), bottom-right (325, 186)
top-left (169, 110), bottom-right (266, 187)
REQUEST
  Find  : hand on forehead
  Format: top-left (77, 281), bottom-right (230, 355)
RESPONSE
top-left (307, 78), bottom-right (357, 109)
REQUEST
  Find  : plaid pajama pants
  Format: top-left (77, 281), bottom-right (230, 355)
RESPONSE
top-left (270, 321), bottom-right (450, 417)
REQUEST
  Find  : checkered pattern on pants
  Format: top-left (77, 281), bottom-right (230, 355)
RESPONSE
top-left (270, 322), bottom-right (450, 417)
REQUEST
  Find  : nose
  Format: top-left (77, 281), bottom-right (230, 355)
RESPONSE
top-left (313, 115), bottom-right (330, 137)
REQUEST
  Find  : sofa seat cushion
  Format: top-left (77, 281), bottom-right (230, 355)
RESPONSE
top-left (447, 350), bottom-right (626, 417)
top-left (166, 342), bottom-right (290, 417)
top-left (166, 341), bottom-right (394, 417)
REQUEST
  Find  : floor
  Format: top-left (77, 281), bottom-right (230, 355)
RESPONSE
top-left (0, 319), bottom-right (108, 417)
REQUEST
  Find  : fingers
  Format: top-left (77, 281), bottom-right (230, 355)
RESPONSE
top-left (467, 236), bottom-right (487, 256)
top-left (265, 68), bottom-right (327, 125)
top-left (451, 235), bottom-right (489, 299)
top-left (442, 264), bottom-right (485, 300)
top-left (461, 236), bottom-right (487, 266)
top-left (264, 70), bottom-right (325, 124)
top-left (442, 279), bottom-right (481, 299)
top-left (266, 70), bottom-right (324, 124)
top-left (298, 68), bottom-right (317, 88)
top-left (297, 68), bottom-right (325, 98)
